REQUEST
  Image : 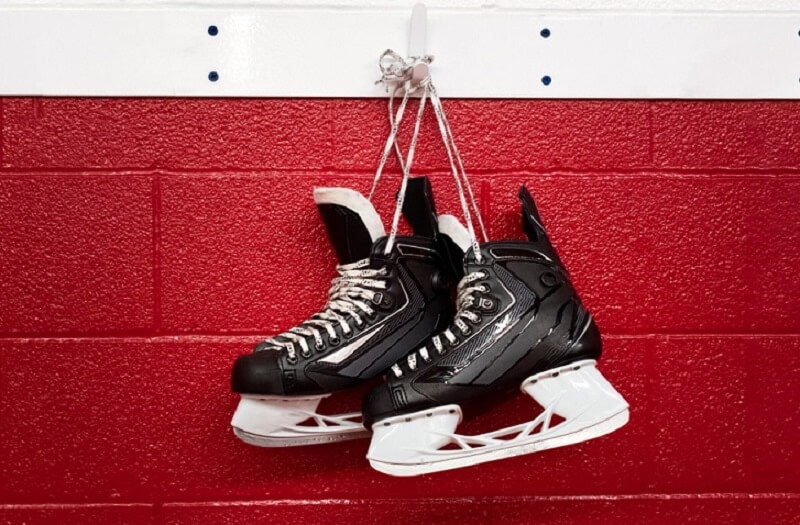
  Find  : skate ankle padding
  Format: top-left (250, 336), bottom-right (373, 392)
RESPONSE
top-left (437, 214), bottom-right (469, 281)
top-left (314, 187), bottom-right (385, 264)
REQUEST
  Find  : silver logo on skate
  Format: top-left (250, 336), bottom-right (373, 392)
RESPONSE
top-left (319, 329), bottom-right (382, 365)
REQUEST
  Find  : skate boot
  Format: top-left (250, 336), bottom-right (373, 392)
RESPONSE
top-left (363, 186), bottom-right (629, 475)
top-left (231, 177), bottom-right (460, 447)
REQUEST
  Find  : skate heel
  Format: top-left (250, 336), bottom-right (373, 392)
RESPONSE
top-left (368, 405), bottom-right (464, 467)
top-left (231, 394), bottom-right (368, 447)
top-left (367, 360), bottom-right (628, 477)
top-left (521, 359), bottom-right (629, 445)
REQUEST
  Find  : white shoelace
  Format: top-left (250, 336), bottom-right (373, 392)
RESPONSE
top-left (370, 50), bottom-right (431, 254)
top-left (392, 270), bottom-right (494, 377)
top-left (260, 259), bottom-right (388, 362)
top-left (259, 51), bottom-right (486, 364)
top-left (370, 49), bottom-right (488, 261)
top-left (368, 50), bottom-right (493, 378)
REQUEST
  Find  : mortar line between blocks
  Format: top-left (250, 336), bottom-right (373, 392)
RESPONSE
top-left (6, 492), bottom-right (796, 509)
top-left (4, 167), bottom-right (800, 177)
top-left (152, 175), bottom-right (162, 334)
top-left (0, 97), bottom-right (4, 170)
top-left (0, 503), bottom-right (156, 510)
top-left (647, 101), bottom-right (655, 166)
top-left (2, 332), bottom-right (800, 343)
top-left (4, 494), bottom-right (798, 510)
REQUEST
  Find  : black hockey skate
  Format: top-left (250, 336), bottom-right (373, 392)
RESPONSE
top-left (363, 187), bottom-right (629, 475)
top-left (231, 177), bottom-right (462, 447)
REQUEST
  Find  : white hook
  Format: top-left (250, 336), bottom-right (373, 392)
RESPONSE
top-left (374, 4), bottom-right (432, 96)
top-left (408, 3), bottom-right (430, 90)
top-left (409, 2), bottom-right (427, 58)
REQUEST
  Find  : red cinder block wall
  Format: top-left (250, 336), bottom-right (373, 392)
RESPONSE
top-left (1, 98), bottom-right (799, 525)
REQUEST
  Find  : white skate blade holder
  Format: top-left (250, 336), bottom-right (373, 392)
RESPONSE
top-left (367, 360), bottom-right (629, 476)
top-left (231, 394), bottom-right (369, 447)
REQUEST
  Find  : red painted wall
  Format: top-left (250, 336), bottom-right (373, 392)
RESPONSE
top-left (1, 98), bottom-right (799, 524)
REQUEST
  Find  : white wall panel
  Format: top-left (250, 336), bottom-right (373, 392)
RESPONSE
top-left (2, 3), bottom-right (800, 98)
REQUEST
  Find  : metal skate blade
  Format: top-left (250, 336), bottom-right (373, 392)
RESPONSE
top-left (231, 395), bottom-right (370, 447)
top-left (233, 425), bottom-right (370, 447)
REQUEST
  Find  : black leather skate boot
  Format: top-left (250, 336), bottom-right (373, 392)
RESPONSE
top-left (231, 177), bottom-right (460, 447)
top-left (363, 186), bottom-right (629, 475)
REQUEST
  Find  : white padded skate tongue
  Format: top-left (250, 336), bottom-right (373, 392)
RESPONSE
top-left (313, 187), bottom-right (386, 242)
top-left (438, 214), bottom-right (471, 253)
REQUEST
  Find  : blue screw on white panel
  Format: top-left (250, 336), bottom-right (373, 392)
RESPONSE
top-left (208, 26), bottom-right (219, 84)
top-left (540, 28), bottom-right (551, 38)
top-left (541, 75), bottom-right (551, 86)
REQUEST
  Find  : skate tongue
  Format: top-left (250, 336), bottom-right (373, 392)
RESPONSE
top-left (314, 187), bottom-right (386, 264)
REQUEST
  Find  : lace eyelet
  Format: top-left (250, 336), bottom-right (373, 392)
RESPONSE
top-left (329, 336), bottom-right (341, 346)
top-left (315, 343), bottom-right (325, 352)
top-left (479, 284), bottom-right (490, 293)
top-left (287, 357), bottom-right (298, 365)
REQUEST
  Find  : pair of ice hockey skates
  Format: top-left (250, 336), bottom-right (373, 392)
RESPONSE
top-left (230, 175), bottom-right (629, 477)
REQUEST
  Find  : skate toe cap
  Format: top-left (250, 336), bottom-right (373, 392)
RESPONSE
top-left (231, 351), bottom-right (285, 395)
